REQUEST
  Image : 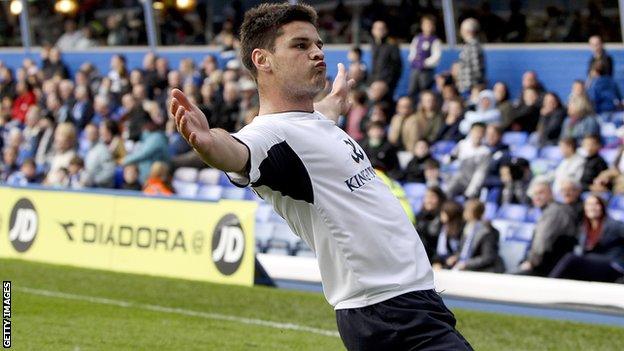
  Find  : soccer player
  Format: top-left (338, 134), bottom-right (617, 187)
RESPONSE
top-left (170, 3), bottom-right (472, 350)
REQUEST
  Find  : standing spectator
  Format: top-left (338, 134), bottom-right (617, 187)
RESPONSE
top-left (579, 134), bottom-right (608, 191)
top-left (588, 35), bottom-right (614, 77)
top-left (407, 15), bottom-right (442, 101)
top-left (451, 199), bottom-right (504, 273)
top-left (55, 20), bottom-right (83, 51)
top-left (560, 97), bottom-right (600, 143)
top-left (536, 92), bottom-right (566, 146)
top-left (493, 82), bottom-right (513, 130)
top-left (459, 90), bottom-right (500, 135)
top-left (10, 81), bottom-right (36, 124)
top-left (431, 201), bottom-right (465, 270)
top-left (370, 20), bottom-right (402, 95)
top-left (457, 18), bottom-right (485, 94)
top-left (403, 139), bottom-right (433, 183)
top-left (415, 186), bottom-right (447, 260)
top-left (551, 137), bottom-right (585, 196)
top-left (41, 47), bottom-right (69, 80)
top-left (518, 178), bottom-right (577, 276)
top-left (586, 61), bottom-right (622, 115)
top-left (508, 88), bottom-right (541, 133)
top-left (360, 121), bottom-right (401, 179)
top-left (388, 96), bottom-right (417, 151)
top-left (549, 194), bottom-right (624, 282)
top-left (57, 80), bottom-right (76, 124)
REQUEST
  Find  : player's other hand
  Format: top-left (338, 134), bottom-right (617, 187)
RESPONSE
top-left (169, 88), bottom-right (212, 153)
top-left (330, 63), bottom-right (356, 116)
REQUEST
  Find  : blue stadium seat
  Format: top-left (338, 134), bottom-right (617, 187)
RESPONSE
top-left (485, 187), bottom-right (501, 203)
top-left (599, 148), bottom-right (619, 165)
top-left (499, 241), bottom-right (530, 273)
top-left (255, 223), bottom-right (274, 253)
top-left (484, 202), bottom-right (498, 220)
top-left (526, 207), bottom-right (542, 223)
top-left (266, 223), bottom-right (299, 255)
top-left (600, 122), bottom-right (618, 137)
top-left (609, 195), bottom-right (624, 210)
top-left (222, 187), bottom-right (247, 200)
top-left (539, 145), bottom-right (563, 162)
top-left (609, 209), bottom-right (624, 221)
top-left (172, 180), bottom-right (199, 198)
top-left (113, 166), bottom-right (124, 189)
top-left (197, 168), bottom-right (221, 185)
top-left (218, 173), bottom-right (232, 187)
top-left (403, 182), bottom-right (427, 199)
top-left (510, 223), bottom-right (535, 242)
top-left (530, 158), bottom-right (557, 175)
top-left (173, 167), bottom-right (198, 183)
top-left (196, 185), bottom-right (223, 201)
top-left (496, 204), bottom-right (528, 221)
top-left (431, 140), bottom-right (456, 156)
top-left (502, 132), bottom-right (528, 146)
top-left (511, 145), bottom-right (537, 160)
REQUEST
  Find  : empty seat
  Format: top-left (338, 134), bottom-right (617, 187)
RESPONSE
top-left (222, 187), bottom-right (247, 200)
top-left (484, 202), bottom-right (498, 220)
top-left (609, 195), bottom-right (624, 210)
top-left (496, 204), bottom-right (528, 221)
top-left (173, 167), bottom-right (199, 183)
top-left (539, 145), bottom-right (563, 162)
top-left (609, 209), bottom-right (624, 221)
top-left (526, 207), bottom-right (542, 223)
top-left (196, 185), bottom-right (223, 201)
top-left (499, 241), bottom-right (530, 273)
top-left (599, 148), bottom-right (619, 165)
top-left (255, 223), bottom-right (274, 253)
top-left (511, 145), bottom-right (537, 160)
top-left (510, 223), bottom-right (535, 242)
top-left (172, 180), bottom-right (199, 198)
top-left (502, 131), bottom-right (528, 146)
top-left (403, 182), bottom-right (427, 199)
top-left (197, 168), bottom-right (221, 185)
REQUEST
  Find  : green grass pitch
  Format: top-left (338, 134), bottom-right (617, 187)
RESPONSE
top-left (1, 258), bottom-right (622, 350)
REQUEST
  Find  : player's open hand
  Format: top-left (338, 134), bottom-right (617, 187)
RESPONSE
top-left (330, 63), bottom-right (356, 116)
top-left (169, 88), bottom-right (212, 152)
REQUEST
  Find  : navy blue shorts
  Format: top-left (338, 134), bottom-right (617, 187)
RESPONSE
top-left (336, 290), bottom-right (473, 351)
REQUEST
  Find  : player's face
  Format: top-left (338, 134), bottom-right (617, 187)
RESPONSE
top-left (271, 21), bottom-right (326, 98)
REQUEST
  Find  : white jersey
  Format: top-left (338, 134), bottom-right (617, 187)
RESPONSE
top-left (227, 111), bottom-right (434, 309)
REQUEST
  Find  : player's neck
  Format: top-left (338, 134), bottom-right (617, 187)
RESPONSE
top-left (257, 86), bottom-right (314, 116)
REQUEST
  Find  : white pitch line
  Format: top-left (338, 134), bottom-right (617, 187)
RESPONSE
top-left (19, 287), bottom-right (340, 338)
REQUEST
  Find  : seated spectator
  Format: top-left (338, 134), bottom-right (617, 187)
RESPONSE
top-left (122, 164), bottom-right (142, 191)
top-left (580, 134), bottom-right (608, 191)
top-left (121, 94), bottom-right (151, 142)
top-left (518, 178), bottom-right (577, 276)
top-left (568, 80), bottom-right (590, 105)
top-left (499, 158), bottom-right (530, 205)
top-left (360, 121), bottom-right (401, 179)
top-left (509, 88), bottom-right (541, 132)
top-left (459, 90), bottom-right (500, 135)
top-left (520, 70), bottom-right (545, 97)
top-left (451, 122), bottom-right (490, 162)
top-left (493, 82), bottom-right (513, 130)
top-left (535, 92), bottom-right (566, 146)
top-left (549, 194), bottom-right (624, 282)
top-left (68, 156), bottom-right (85, 189)
top-left (586, 61), bottom-right (622, 114)
top-left (446, 123), bottom-right (491, 198)
top-left (480, 124), bottom-right (511, 190)
top-left (414, 91), bottom-right (443, 144)
top-left (6, 158), bottom-right (41, 186)
top-left (11, 81), bottom-right (36, 124)
top-left (403, 139), bottom-right (433, 183)
top-left (347, 47), bottom-right (368, 84)
top-left (83, 127), bottom-right (115, 189)
top-left (559, 178), bottom-right (584, 223)
top-left (560, 96), bottom-right (600, 143)
top-left (78, 124), bottom-right (99, 159)
top-left (457, 18), bottom-right (485, 94)
top-left (451, 199), bottom-right (504, 273)
top-left (434, 98), bottom-right (464, 142)
top-left (99, 120), bottom-right (126, 165)
top-left (1, 146), bottom-right (19, 181)
top-left (388, 96), bottom-right (417, 151)
top-left (45, 122), bottom-right (77, 183)
top-left (72, 85), bottom-right (94, 130)
top-left (345, 90), bottom-right (368, 142)
top-left (432, 201), bottom-right (465, 270)
top-left (416, 186), bottom-right (447, 260)
top-left (122, 121), bottom-right (170, 184)
top-left (551, 137), bottom-right (585, 195)
top-left (143, 161), bottom-right (174, 196)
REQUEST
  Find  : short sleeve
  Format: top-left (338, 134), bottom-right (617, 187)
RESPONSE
top-left (225, 121), bottom-right (283, 187)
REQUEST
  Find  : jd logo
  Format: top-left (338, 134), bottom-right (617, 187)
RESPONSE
top-left (8, 198), bottom-right (38, 253)
top-left (212, 214), bottom-right (245, 275)
top-left (344, 138), bottom-right (365, 163)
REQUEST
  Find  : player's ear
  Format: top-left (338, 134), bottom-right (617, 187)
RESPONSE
top-left (252, 48), bottom-right (271, 74)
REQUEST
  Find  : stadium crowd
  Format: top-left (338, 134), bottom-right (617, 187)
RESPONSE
top-left (0, 15), bottom-right (623, 283)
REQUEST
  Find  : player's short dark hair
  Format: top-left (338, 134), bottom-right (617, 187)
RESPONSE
top-left (240, 3), bottom-right (318, 78)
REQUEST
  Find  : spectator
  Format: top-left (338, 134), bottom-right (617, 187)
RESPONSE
top-left (457, 18), bottom-right (485, 94)
top-left (479, 124), bottom-right (512, 189)
top-left (0, 146), bottom-right (18, 181)
top-left (560, 96), bottom-right (600, 143)
top-left (403, 139), bottom-right (433, 183)
top-left (493, 82), bottom-right (513, 130)
top-left (0, 66), bottom-right (15, 99)
top-left (520, 71), bottom-right (545, 97)
top-left (360, 121), bottom-right (400, 179)
top-left (435, 98), bottom-right (464, 142)
top-left (459, 90), bottom-right (500, 135)
top-left (78, 123), bottom-right (99, 159)
top-left (347, 47), bottom-right (367, 84)
top-left (99, 120), bottom-right (126, 165)
top-left (6, 158), bottom-right (41, 186)
top-left (370, 21), bottom-right (402, 95)
top-left (568, 80), bottom-right (590, 105)
top-left (108, 54), bottom-right (130, 99)
top-left (11, 81), bottom-right (36, 124)
top-left (345, 90), bottom-right (368, 142)
top-left (549, 194), bottom-right (624, 282)
top-left (579, 134), bottom-right (608, 191)
top-left (588, 35), bottom-right (613, 77)
top-left (407, 15), bottom-right (441, 101)
top-left (83, 126), bottom-right (115, 188)
top-left (518, 178), bottom-right (577, 276)
top-left (536, 92), bottom-right (566, 146)
top-left (504, 0), bottom-right (527, 42)
top-left (559, 178), bottom-right (584, 223)
top-left (121, 94), bottom-right (151, 142)
top-left (508, 88), bottom-right (540, 133)
top-left (446, 123), bottom-right (491, 198)
top-left (551, 137), bottom-right (585, 195)
top-left (122, 121), bottom-right (170, 184)
top-left (45, 122), bottom-right (77, 184)
top-left (432, 201), bottom-right (465, 270)
top-left (415, 186), bottom-right (447, 260)
top-left (143, 161), bottom-right (174, 196)
top-left (388, 96), bottom-right (417, 151)
top-left (57, 80), bottom-right (76, 124)
top-left (122, 164), bottom-right (142, 191)
top-left (41, 47), bottom-right (69, 80)
top-left (67, 156), bottom-right (85, 189)
top-left (586, 61), bottom-right (622, 114)
top-left (55, 20), bottom-right (83, 51)
top-left (591, 135), bottom-right (624, 194)
top-left (210, 81), bottom-right (240, 132)
top-left (72, 85), bottom-right (94, 130)
top-left (451, 199), bottom-right (504, 273)
top-left (499, 158), bottom-right (530, 205)
top-left (414, 91), bottom-right (443, 144)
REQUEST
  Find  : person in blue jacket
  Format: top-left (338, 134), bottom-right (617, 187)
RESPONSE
top-left (122, 121), bottom-right (170, 184)
top-left (586, 61), bottom-right (621, 114)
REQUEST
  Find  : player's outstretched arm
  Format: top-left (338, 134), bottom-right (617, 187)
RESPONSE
top-left (170, 88), bottom-right (249, 173)
top-left (314, 63), bottom-right (355, 123)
